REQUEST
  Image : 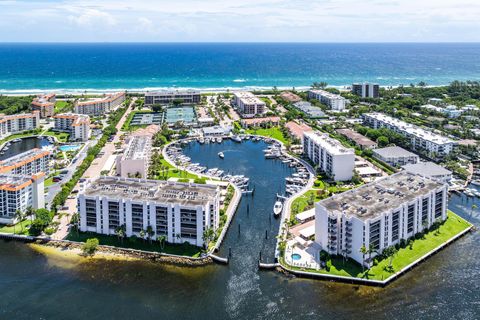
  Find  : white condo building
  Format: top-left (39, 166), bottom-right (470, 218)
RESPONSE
top-left (372, 146), bottom-right (419, 167)
top-left (78, 177), bottom-right (220, 247)
top-left (54, 113), bottom-right (91, 141)
top-left (308, 90), bottom-right (347, 111)
top-left (315, 172), bottom-right (448, 266)
top-left (0, 173), bottom-right (45, 224)
top-left (117, 135), bottom-right (152, 179)
top-left (303, 131), bottom-right (355, 181)
top-left (74, 92), bottom-right (126, 116)
top-left (0, 111), bottom-right (40, 140)
top-left (232, 92), bottom-right (266, 118)
top-left (0, 148), bottom-right (51, 176)
top-left (144, 90), bottom-right (201, 106)
top-left (362, 113), bottom-right (456, 157)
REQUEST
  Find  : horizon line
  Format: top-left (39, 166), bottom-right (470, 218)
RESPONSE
top-left (1, 41), bottom-right (480, 44)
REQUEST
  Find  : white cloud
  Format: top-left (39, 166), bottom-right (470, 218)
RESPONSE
top-left (67, 8), bottom-right (117, 28)
top-left (0, 0), bottom-right (479, 41)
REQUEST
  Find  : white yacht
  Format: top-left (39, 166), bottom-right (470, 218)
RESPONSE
top-left (273, 201), bottom-right (283, 218)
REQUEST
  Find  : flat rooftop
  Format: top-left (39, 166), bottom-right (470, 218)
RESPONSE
top-left (82, 176), bottom-right (218, 206)
top-left (309, 89), bottom-right (345, 101)
top-left (0, 148), bottom-right (50, 172)
top-left (304, 131), bottom-right (354, 156)
top-left (145, 90), bottom-right (200, 96)
top-left (402, 162), bottom-right (452, 177)
top-left (124, 136), bottom-right (151, 161)
top-left (364, 112), bottom-right (455, 145)
top-left (234, 92), bottom-right (266, 105)
top-left (373, 146), bottom-right (418, 158)
top-left (336, 128), bottom-right (377, 147)
top-left (318, 172), bottom-right (445, 221)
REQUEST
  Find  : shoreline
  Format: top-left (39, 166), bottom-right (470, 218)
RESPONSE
top-left (0, 83), bottom-right (456, 96)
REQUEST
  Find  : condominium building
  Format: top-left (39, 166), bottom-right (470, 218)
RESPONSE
top-left (144, 90), bottom-right (201, 106)
top-left (78, 177), bottom-right (220, 247)
top-left (74, 92), bottom-right (126, 116)
top-left (362, 113), bottom-right (456, 157)
top-left (53, 113), bottom-right (91, 141)
top-left (402, 162), bottom-right (453, 183)
top-left (315, 172), bottom-right (448, 266)
top-left (0, 173), bottom-right (45, 224)
top-left (0, 148), bottom-right (51, 176)
top-left (232, 92), bottom-right (266, 118)
top-left (373, 146), bottom-right (419, 167)
top-left (352, 83), bottom-right (380, 98)
top-left (0, 111), bottom-right (40, 140)
top-left (308, 90), bottom-right (346, 111)
top-left (116, 135), bottom-right (152, 179)
top-left (303, 131), bottom-right (355, 181)
top-left (31, 93), bottom-right (56, 118)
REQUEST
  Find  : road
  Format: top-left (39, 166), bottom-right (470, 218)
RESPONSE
top-left (50, 99), bottom-right (136, 240)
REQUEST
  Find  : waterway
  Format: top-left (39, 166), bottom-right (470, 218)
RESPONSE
top-left (1, 140), bottom-right (479, 319)
top-left (0, 136), bottom-right (52, 160)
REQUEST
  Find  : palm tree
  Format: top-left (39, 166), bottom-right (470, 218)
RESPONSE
top-left (139, 229), bottom-right (146, 243)
top-left (359, 244), bottom-right (368, 272)
top-left (202, 227), bottom-right (215, 249)
top-left (146, 225), bottom-right (154, 244)
top-left (26, 206), bottom-right (34, 222)
top-left (157, 235), bottom-right (166, 250)
top-left (14, 209), bottom-right (23, 234)
top-left (368, 243), bottom-right (376, 262)
top-left (115, 224), bottom-right (126, 244)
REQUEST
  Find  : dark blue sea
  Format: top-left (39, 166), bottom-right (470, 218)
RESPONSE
top-left (1, 43), bottom-right (480, 93)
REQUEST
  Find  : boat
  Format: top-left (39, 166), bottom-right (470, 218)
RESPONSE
top-left (231, 135), bottom-right (242, 143)
top-left (216, 137), bottom-right (222, 143)
top-left (3, 147), bottom-right (8, 151)
top-left (273, 201), bottom-right (283, 218)
top-left (471, 180), bottom-right (480, 186)
top-left (199, 138), bottom-right (205, 144)
top-left (218, 152), bottom-right (225, 159)
top-left (12, 138), bottom-right (22, 143)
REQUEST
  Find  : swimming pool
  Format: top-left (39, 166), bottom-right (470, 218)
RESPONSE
top-left (58, 145), bottom-right (81, 152)
top-left (291, 253), bottom-right (302, 261)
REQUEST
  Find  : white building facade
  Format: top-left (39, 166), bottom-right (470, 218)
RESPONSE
top-left (74, 92), bottom-right (126, 116)
top-left (303, 131), bottom-right (355, 181)
top-left (117, 135), bottom-right (152, 179)
top-left (315, 172), bottom-right (448, 266)
top-left (352, 83), bottom-right (380, 98)
top-left (362, 112), bottom-right (456, 157)
top-left (0, 173), bottom-right (45, 224)
top-left (232, 92), bottom-right (266, 118)
top-left (0, 111), bottom-right (40, 140)
top-left (308, 90), bottom-right (346, 111)
top-left (78, 177), bottom-right (220, 247)
top-left (54, 113), bottom-right (91, 141)
top-left (372, 146), bottom-right (420, 167)
top-left (0, 148), bottom-right (51, 176)
top-left (144, 90), bottom-right (201, 106)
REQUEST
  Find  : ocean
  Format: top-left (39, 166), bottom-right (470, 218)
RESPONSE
top-left (0, 43), bottom-right (479, 94)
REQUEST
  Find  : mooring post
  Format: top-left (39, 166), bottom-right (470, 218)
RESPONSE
top-left (265, 230), bottom-right (268, 239)
top-left (238, 223), bottom-right (241, 235)
top-left (229, 247), bottom-right (232, 258)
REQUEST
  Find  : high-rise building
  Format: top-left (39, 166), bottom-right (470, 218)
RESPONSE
top-left (352, 83), bottom-right (380, 98)
top-left (53, 113), bottom-right (91, 141)
top-left (232, 92), bottom-right (266, 118)
top-left (308, 90), bottom-right (346, 110)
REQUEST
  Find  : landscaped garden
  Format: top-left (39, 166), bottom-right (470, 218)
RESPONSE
top-left (245, 126), bottom-right (288, 144)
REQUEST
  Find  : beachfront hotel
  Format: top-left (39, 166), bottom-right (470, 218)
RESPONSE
top-left (308, 90), bottom-right (346, 111)
top-left (0, 111), bottom-right (40, 140)
top-left (77, 177), bottom-right (220, 247)
top-left (362, 113), bottom-right (456, 157)
top-left (116, 135), bottom-right (152, 179)
top-left (315, 172), bottom-right (448, 266)
top-left (352, 82), bottom-right (380, 98)
top-left (31, 93), bottom-right (55, 118)
top-left (303, 131), bottom-right (355, 181)
top-left (0, 148), bottom-right (51, 176)
top-left (144, 90), bottom-right (201, 106)
top-left (53, 113), bottom-right (91, 142)
top-left (0, 173), bottom-right (45, 224)
top-left (74, 92), bottom-right (126, 116)
top-left (232, 92), bottom-right (266, 118)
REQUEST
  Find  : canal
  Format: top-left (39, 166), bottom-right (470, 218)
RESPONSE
top-left (0, 140), bottom-right (479, 319)
top-left (0, 136), bottom-right (52, 160)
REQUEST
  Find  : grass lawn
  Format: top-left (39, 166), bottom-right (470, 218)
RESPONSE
top-left (42, 129), bottom-right (70, 142)
top-left (291, 189), bottom-right (325, 215)
top-left (150, 158), bottom-right (199, 180)
top-left (245, 127), bottom-right (288, 144)
top-left (0, 220), bottom-right (32, 235)
top-left (54, 101), bottom-right (70, 113)
top-left (66, 231), bottom-right (203, 257)
top-left (285, 211), bottom-right (472, 281)
top-left (44, 176), bottom-right (56, 187)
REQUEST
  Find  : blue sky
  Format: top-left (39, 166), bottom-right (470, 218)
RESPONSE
top-left (1, 0), bottom-right (479, 42)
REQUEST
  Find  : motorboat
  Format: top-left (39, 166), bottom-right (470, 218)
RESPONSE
top-left (273, 201), bottom-right (283, 218)
top-left (218, 152), bottom-right (225, 159)
top-left (471, 180), bottom-right (480, 186)
top-left (12, 138), bottom-right (22, 143)
top-left (231, 135), bottom-right (242, 143)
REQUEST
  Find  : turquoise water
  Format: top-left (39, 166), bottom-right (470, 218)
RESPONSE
top-left (58, 145), bottom-right (81, 152)
top-left (0, 43), bottom-right (479, 93)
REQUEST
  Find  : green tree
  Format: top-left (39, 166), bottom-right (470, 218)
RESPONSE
top-left (82, 238), bottom-right (99, 256)
top-left (146, 225), bottom-right (154, 244)
top-left (202, 227), bottom-right (215, 249)
top-left (376, 136), bottom-right (389, 147)
top-left (360, 244), bottom-right (368, 272)
top-left (157, 235), bottom-right (166, 250)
